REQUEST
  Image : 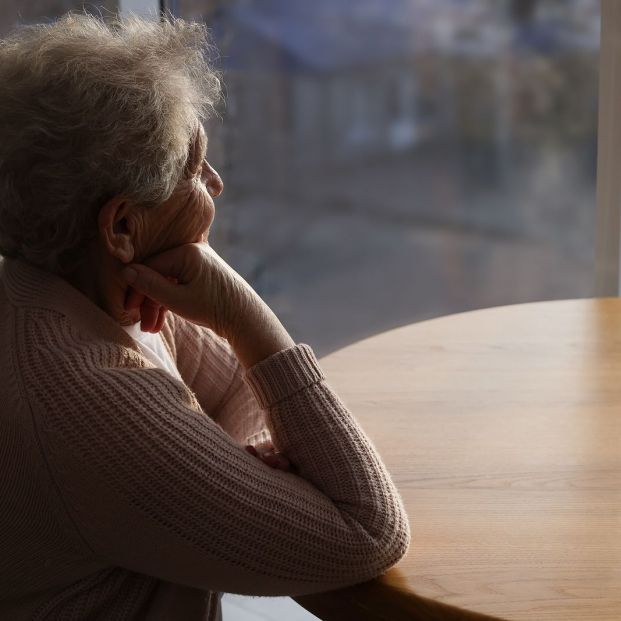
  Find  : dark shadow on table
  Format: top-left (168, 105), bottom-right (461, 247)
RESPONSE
top-left (293, 568), bottom-right (505, 621)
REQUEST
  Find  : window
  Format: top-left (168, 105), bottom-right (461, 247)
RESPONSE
top-left (0, 1), bottom-right (118, 35)
top-left (170, 0), bottom-right (600, 356)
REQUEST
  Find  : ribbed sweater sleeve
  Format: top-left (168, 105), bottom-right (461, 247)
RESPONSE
top-left (166, 313), bottom-right (273, 451)
top-left (25, 311), bottom-right (411, 598)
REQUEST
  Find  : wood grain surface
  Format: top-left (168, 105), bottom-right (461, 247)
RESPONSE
top-left (294, 299), bottom-right (621, 620)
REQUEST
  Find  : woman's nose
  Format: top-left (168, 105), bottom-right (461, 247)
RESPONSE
top-left (202, 160), bottom-right (224, 198)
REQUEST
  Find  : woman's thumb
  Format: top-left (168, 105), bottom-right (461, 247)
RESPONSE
top-left (121, 264), bottom-right (178, 307)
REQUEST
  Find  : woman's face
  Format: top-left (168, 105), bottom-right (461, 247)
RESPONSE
top-left (132, 122), bottom-right (223, 261)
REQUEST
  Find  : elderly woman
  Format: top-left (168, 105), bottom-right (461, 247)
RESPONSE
top-left (0, 12), bottom-right (410, 621)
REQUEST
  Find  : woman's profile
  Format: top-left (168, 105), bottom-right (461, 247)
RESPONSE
top-left (0, 11), bottom-right (410, 620)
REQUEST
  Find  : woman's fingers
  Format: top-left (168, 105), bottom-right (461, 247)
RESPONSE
top-left (267, 454), bottom-right (291, 470)
top-left (123, 264), bottom-right (182, 311)
top-left (260, 448), bottom-right (290, 468)
top-left (262, 453), bottom-right (289, 470)
top-left (124, 276), bottom-right (177, 334)
top-left (121, 245), bottom-right (199, 310)
top-left (153, 306), bottom-right (168, 333)
top-left (257, 441), bottom-right (291, 469)
top-left (139, 296), bottom-right (160, 332)
top-left (245, 445), bottom-right (291, 471)
top-left (123, 287), bottom-right (165, 333)
top-left (125, 287), bottom-right (145, 312)
top-left (245, 445), bottom-right (258, 457)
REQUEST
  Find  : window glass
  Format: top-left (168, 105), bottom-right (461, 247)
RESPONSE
top-left (179, 0), bottom-right (600, 356)
top-left (0, 1), bottom-right (117, 35)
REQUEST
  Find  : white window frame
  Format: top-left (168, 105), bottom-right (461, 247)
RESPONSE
top-left (118, 0), bottom-right (161, 19)
top-left (596, 0), bottom-right (621, 295)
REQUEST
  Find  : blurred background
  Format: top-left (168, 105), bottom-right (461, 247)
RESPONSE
top-left (0, 0), bottom-right (600, 358)
top-left (0, 2), bottom-right (601, 619)
top-left (179, 0), bottom-right (600, 357)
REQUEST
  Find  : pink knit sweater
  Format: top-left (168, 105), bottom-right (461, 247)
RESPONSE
top-left (0, 257), bottom-right (411, 621)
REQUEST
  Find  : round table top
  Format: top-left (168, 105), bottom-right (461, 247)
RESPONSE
top-left (298, 299), bottom-right (621, 621)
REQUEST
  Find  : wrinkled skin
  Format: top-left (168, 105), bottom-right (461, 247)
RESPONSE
top-left (124, 124), bottom-right (294, 473)
top-left (125, 122), bottom-right (223, 332)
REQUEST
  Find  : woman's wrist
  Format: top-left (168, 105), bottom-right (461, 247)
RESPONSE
top-left (227, 296), bottom-right (296, 369)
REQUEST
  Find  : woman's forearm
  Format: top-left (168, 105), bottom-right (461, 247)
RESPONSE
top-left (227, 294), bottom-right (296, 369)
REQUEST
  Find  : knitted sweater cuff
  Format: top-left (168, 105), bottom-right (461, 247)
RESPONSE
top-left (243, 343), bottom-right (325, 408)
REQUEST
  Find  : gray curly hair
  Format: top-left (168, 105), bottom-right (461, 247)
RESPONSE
top-left (0, 11), bottom-right (222, 273)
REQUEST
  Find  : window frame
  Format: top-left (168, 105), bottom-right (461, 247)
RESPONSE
top-left (596, 0), bottom-right (621, 295)
top-left (118, 0), bottom-right (161, 19)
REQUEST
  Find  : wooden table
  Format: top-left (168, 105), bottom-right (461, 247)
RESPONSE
top-left (294, 299), bottom-right (621, 621)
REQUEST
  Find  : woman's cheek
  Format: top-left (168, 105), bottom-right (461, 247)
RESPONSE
top-left (194, 187), bottom-right (215, 237)
top-left (168, 190), bottom-right (205, 246)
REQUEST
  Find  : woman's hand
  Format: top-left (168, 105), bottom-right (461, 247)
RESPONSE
top-left (122, 243), bottom-right (245, 338)
top-left (245, 443), bottom-right (294, 473)
top-left (125, 279), bottom-right (177, 333)
top-left (121, 242), bottom-right (295, 369)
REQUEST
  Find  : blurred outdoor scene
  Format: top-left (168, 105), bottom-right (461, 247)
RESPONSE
top-left (0, 0), bottom-right (600, 356)
top-left (177, 0), bottom-right (601, 355)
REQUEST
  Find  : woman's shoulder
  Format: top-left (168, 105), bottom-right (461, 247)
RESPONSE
top-left (1, 257), bottom-right (147, 363)
top-left (16, 305), bottom-right (203, 415)
top-left (16, 304), bottom-right (148, 374)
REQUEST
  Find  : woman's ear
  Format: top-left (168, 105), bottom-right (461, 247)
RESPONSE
top-left (97, 196), bottom-right (135, 263)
